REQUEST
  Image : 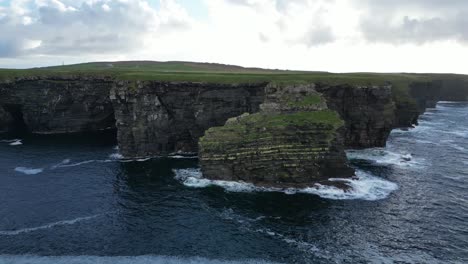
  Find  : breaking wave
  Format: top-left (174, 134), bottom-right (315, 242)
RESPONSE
top-left (109, 153), bottom-right (124, 160)
top-left (346, 148), bottom-right (424, 169)
top-left (0, 214), bottom-right (101, 236)
top-left (173, 169), bottom-right (398, 201)
top-left (0, 255), bottom-right (278, 264)
top-left (14, 167), bottom-right (44, 175)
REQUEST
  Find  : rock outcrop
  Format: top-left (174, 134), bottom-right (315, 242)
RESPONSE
top-left (199, 83), bottom-right (355, 187)
top-left (315, 84), bottom-right (396, 148)
top-left (0, 77), bottom-right (115, 134)
top-left (110, 81), bottom-right (265, 158)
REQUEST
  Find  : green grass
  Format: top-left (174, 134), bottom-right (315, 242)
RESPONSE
top-left (2, 61), bottom-right (468, 111)
top-left (200, 110), bottom-right (344, 149)
top-left (2, 60), bottom-right (465, 86)
top-left (287, 95), bottom-right (323, 107)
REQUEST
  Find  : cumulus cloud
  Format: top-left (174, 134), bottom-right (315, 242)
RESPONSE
top-left (0, 0), bottom-right (192, 58)
top-left (354, 0), bottom-right (468, 44)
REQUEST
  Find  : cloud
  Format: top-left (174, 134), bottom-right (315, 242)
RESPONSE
top-left (222, 0), bottom-right (336, 46)
top-left (355, 0), bottom-right (468, 44)
top-left (0, 0), bottom-right (192, 58)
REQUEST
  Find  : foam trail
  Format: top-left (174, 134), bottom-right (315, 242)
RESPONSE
top-left (0, 255), bottom-right (279, 264)
top-left (55, 160), bottom-right (97, 168)
top-left (14, 167), bottom-right (43, 175)
top-left (0, 214), bottom-right (100, 236)
top-left (173, 169), bottom-right (398, 201)
top-left (51, 159), bottom-right (71, 169)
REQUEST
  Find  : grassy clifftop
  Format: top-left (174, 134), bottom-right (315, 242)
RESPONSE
top-left (1, 60), bottom-right (465, 86)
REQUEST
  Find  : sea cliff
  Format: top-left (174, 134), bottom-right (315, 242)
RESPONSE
top-left (0, 76), bottom-right (115, 134)
top-left (1, 75), bottom-right (467, 187)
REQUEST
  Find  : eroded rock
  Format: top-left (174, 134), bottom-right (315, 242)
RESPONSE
top-left (199, 83), bottom-right (355, 188)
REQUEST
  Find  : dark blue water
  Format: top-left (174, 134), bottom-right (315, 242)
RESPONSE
top-left (0, 102), bottom-right (467, 264)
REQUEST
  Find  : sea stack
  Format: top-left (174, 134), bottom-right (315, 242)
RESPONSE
top-left (199, 83), bottom-right (355, 188)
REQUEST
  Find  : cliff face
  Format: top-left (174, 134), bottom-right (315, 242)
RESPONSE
top-left (0, 106), bottom-right (13, 133)
top-left (1, 76), bottom-right (466, 166)
top-left (199, 84), bottom-right (354, 187)
top-left (0, 77), bottom-right (115, 134)
top-left (315, 84), bottom-right (396, 148)
top-left (394, 79), bottom-right (468, 127)
top-left (110, 81), bottom-right (265, 158)
top-left (410, 80), bottom-right (468, 110)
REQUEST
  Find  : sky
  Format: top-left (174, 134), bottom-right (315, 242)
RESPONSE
top-left (1, 0), bottom-right (468, 73)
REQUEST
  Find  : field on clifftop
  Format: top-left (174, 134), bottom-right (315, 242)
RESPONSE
top-left (1, 61), bottom-right (465, 87)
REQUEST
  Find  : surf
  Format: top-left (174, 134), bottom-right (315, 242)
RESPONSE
top-left (173, 169), bottom-right (398, 201)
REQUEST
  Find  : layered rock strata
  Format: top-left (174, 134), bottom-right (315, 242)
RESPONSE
top-left (199, 84), bottom-right (355, 187)
top-left (110, 81), bottom-right (266, 157)
top-left (0, 77), bottom-right (115, 134)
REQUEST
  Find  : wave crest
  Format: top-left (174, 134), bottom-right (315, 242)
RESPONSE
top-left (0, 214), bottom-right (101, 236)
top-left (173, 169), bottom-right (397, 201)
top-left (14, 167), bottom-right (43, 175)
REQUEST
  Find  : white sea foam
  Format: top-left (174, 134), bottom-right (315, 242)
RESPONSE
top-left (0, 255), bottom-right (279, 264)
top-left (173, 169), bottom-right (398, 201)
top-left (55, 160), bottom-right (98, 168)
top-left (0, 214), bottom-right (100, 236)
top-left (109, 153), bottom-right (124, 160)
top-left (300, 171), bottom-right (398, 200)
top-left (169, 155), bottom-right (198, 159)
top-left (52, 156), bottom-right (152, 168)
top-left (9, 140), bottom-right (23, 146)
top-left (14, 167), bottom-right (44, 175)
top-left (0, 139), bottom-right (20, 143)
top-left (50, 159), bottom-right (71, 169)
top-left (346, 148), bottom-right (424, 168)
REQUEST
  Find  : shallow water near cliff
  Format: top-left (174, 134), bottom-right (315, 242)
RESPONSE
top-left (0, 102), bottom-right (467, 263)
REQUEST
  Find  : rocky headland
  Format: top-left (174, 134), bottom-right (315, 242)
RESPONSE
top-left (1, 75), bottom-right (467, 188)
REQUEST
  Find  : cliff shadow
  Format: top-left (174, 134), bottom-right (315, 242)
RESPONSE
top-left (2, 104), bottom-right (29, 135)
